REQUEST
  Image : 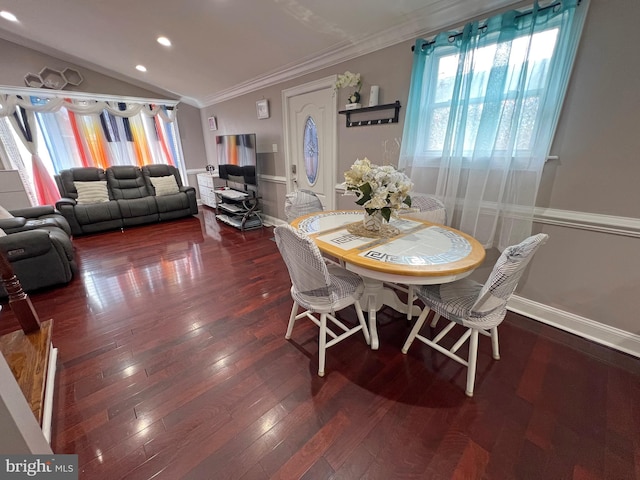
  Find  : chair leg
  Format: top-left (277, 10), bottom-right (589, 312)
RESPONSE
top-left (406, 285), bottom-right (414, 320)
top-left (285, 301), bottom-right (298, 339)
top-left (490, 326), bottom-right (500, 360)
top-left (465, 329), bottom-right (479, 397)
top-left (430, 313), bottom-right (441, 328)
top-left (318, 313), bottom-right (327, 377)
top-left (401, 306), bottom-right (431, 354)
top-left (354, 300), bottom-right (370, 345)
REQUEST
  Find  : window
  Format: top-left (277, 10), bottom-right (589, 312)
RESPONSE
top-left (303, 116), bottom-right (319, 185)
top-left (399, 0), bottom-right (588, 250)
top-left (422, 28), bottom-right (560, 160)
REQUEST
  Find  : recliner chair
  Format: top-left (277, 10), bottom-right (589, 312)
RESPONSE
top-left (107, 166), bottom-right (159, 227)
top-left (55, 167), bottom-right (123, 235)
top-left (141, 164), bottom-right (198, 220)
top-left (0, 226), bottom-right (76, 297)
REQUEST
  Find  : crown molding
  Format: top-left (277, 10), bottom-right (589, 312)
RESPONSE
top-left (0, 0), bottom-right (525, 108)
top-left (202, 0), bottom-right (523, 106)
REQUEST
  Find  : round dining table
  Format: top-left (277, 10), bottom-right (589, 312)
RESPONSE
top-left (290, 210), bottom-right (486, 349)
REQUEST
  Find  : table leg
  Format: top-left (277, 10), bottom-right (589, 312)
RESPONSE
top-left (367, 292), bottom-right (379, 350)
top-left (361, 277), bottom-right (422, 350)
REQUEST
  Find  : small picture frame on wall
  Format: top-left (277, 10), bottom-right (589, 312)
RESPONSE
top-left (208, 116), bottom-right (217, 131)
top-left (256, 99), bottom-right (269, 119)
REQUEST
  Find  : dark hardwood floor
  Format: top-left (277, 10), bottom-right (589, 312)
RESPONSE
top-left (1, 207), bottom-right (639, 479)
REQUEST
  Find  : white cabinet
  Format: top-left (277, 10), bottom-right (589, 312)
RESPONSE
top-left (196, 172), bottom-right (219, 209)
top-left (0, 170), bottom-right (32, 209)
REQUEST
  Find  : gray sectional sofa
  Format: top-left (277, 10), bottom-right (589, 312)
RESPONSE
top-left (55, 164), bottom-right (197, 235)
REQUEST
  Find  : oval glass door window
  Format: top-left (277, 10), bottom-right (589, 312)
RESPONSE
top-left (303, 116), bottom-right (319, 185)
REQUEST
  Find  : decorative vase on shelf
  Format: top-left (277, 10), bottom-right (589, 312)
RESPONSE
top-left (346, 91), bottom-right (361, 110)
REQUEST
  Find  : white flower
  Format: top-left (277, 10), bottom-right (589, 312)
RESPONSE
top-left (335, 71), bottom-right (362, 92)
top-left (344, 157), bottom-right (413, 221)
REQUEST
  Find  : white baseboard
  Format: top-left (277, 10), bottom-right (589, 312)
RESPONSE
top-left (42, 346), bottom-right (57, 444)
top-left (508, 295), bottom-right (640, 358)
top-left (260, 214), bottom-right (286, 227)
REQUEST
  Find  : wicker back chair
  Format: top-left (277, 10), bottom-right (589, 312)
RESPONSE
top-left (274, 225), bottom-right (370, 376)
top-left (402, 233), bottom-right (549, 396)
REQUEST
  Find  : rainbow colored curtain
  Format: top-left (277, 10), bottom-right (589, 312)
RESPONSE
top-left (0, 94), bottom-right (184, 206)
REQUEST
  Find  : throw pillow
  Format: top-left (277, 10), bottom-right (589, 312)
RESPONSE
top-left (150, 175), bottom-right (179, 196)
top-left (74, 181), bottom-right (110, 204)
top-left (0, 227), bottom-right (6, 237)
top-left (0, 205), bottom-right (14, 219)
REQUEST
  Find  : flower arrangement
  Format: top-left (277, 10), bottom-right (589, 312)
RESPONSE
top-left (344, 158), bottom-right (413, 222)
top-left (335, 71), bottom-right (362, 104)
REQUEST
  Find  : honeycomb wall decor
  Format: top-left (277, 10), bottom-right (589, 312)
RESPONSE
top-left (24, 67), bottom-right (84, 90)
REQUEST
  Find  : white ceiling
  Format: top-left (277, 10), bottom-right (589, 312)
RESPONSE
top-left (0, 0), bottom-right (521, 107)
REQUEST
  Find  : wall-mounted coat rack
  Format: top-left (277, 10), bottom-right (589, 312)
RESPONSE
top-left (338, 101), bottom-right (401, 127)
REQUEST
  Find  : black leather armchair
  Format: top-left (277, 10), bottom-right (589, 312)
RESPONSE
top-left (0, 227), bottom-right (76, 297)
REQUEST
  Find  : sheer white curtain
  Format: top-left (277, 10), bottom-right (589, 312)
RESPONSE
top-left (399, 0), bottom-right (589, 250)
top-left (0, 119), bottom-right (37, 204)
top-left (7, 106), bottom-right (60, 205)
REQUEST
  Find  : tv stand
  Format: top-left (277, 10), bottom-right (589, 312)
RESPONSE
top-left (214, 164), bottom-right (263, 231)
top-left (215, 188), bottom-right (263, 230)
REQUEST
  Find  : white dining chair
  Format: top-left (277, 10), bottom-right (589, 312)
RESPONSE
top-left (402, 233), bottom-right (548, 397)
top-left (285, 189), bottom-right (344, 267)
top-left (284, 189), bottom-right (324, 223)
top-left (396, 193), bottom-right (448, 319)
top-left (274, 225), bottom-right (370, 377)
top-left (400, 193), bottom-right (447, 225)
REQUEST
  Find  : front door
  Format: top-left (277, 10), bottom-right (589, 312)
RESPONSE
top-left (282, 76), bottom-right (337, 210)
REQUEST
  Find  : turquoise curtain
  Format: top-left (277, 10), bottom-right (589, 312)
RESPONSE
top-left (399, 0), bottom-right (589, 250)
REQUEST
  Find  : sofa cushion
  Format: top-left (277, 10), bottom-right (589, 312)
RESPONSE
top-left (150, 175), bottom-right (180, 196)
top-left (74, 181), bottom-right (110, 204)
top-left (57, 167), bottom-right (107, 200)
top-left (0, 228), bottom-right (5, 237)
top-left (107, 166), bottom-right (150, 199)
top-left (73, 201), bottom-right (122, 226)
top-left (117, 197), bottom-right (158, 219)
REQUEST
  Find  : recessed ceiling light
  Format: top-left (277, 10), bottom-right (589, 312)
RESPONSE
top-left (136, 65), bottom-right (147, 72)
top-left (0, 11), bottom-right (18, 22)
top-left (157, 36), bottom-right (171, 47)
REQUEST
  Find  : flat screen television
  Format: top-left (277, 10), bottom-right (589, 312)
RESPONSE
top-left (215, 133), bottom-right (257, 167)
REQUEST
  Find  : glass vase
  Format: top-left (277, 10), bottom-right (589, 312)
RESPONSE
top-left (363, 210), bottom-right (383, 232)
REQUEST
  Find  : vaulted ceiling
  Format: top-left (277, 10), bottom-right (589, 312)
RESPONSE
top-left (0, 0), bottom-right (522, 107)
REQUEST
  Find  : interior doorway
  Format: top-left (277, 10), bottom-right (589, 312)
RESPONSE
top-left (282, 76), bottom-right (337, 210)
